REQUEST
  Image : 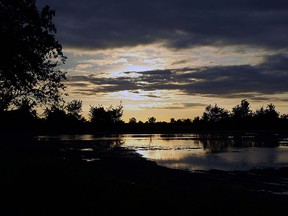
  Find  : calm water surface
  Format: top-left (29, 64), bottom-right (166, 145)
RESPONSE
top-left (36, 133), bottom-right (288, 172)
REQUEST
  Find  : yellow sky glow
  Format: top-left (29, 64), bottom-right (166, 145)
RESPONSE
top-left (62, 44), bottom-right (288, 122)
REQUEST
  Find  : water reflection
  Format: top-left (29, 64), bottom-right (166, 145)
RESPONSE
top-left (232, 133), bottom-right (280, 147)
top-left (35, 133), bottom-right (288, 171)
top-left (36, 134), bottom-right (126, 162)
top-left (198, 139), bottom-right (231, 153)
top-left (122, 133), bottom-right (288, 171)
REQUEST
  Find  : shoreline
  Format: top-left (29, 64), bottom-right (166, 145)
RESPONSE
top-left (1, 137), bottom-right (288, 215)
top-left (2, 127), bottom-right (288, 136)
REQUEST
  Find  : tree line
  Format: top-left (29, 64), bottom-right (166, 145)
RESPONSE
top-left (1, 1), bottom-right (288, 134)
top-left (126, 99), bottom-right (288, 132)
top-left (1, 98), bottom-right (288, 134)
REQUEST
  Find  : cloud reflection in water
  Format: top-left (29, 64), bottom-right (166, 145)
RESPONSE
top-left (122, 134), bottom-right (288, 171)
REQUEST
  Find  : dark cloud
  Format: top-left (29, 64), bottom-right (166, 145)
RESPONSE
top-left (171, 60), bottom-right (188, 65)
top-left (69, 75), bottom-right (139, 92)
top-left (179, 54), bottom-right (288, 96)
top-left (37, 0), bottom-right (288, 50)
top-left (68, 53), bottom-right (288, 100)
top-left (183, 103), bottom-right (207, 108)
top-left (143, 102), bottom-right (207, 110)
top-left (145, 94), bottom-right (161, 98)
top-left (156, 103), bottom-right (207, 110)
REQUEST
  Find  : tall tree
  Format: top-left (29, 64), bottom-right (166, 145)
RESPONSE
top-left (0, 0), bottom-right (66, 111)
top-left (66, 100), bottom-right (83, 120)
top-left (148, 117), bottom-right (157, 124)
top-left (202, 104), bottom-right (229, 122)
top-left (89, 104), bottom-right (123, 128)
top-left (255, 103), bottom-right (279, 120)
top-left (231, 99), bottom-right (252, 119)
top-left (129, 117), bottom-right (137, 124)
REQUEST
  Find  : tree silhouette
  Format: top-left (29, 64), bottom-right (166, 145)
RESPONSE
top-left (129, 117), bottom-right (137, 124)
top-left (107, 104), bottom-right (124, 124)
top-left (66, 100), bottom-right (83, 120)
top-left (44, 104), bottom-right (66, 123)
top-left (254, 103), bottom-right (280, 129)
top-left (89, 104), bottom-right (123, 129)
top-left (231, 99), bottom-right (252, 119)
top-left (14, 97), bottom-right (37, 118)
top-left (170, 118), bottom-right (176, 124)
top-left (148, 117), bottom-right (156, 124)
top-left (202, 104), bottom-right (229, 122)
top-left (264, 103), bottom-right (279, 120)
top-left (0, 0), bottom-right (66, 111)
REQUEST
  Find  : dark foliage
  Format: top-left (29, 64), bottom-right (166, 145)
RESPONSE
top-left (193, 100), bottom-right (286, 132)
top-left (42, 101), bottom-right (88, 133)
top-left (202, 104), bottom-right (229, 123)
top-left (0, 0), bottom-right (66, 111)
top-left (2, 98), bottom-right (288, 134)
top-left (121, 100), bottom-right (288, 133)
top-left (66, 100), bottom-right (83, 120)
top-left (89, 104), bottom-right (124, 131)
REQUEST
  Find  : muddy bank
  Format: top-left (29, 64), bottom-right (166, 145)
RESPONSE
top-left (1, 138), bottom-right (287, 215)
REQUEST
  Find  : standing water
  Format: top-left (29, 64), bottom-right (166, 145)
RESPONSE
top-left (36, 133), bottom-right (288, 172)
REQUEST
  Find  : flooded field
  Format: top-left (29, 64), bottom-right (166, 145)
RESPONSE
top-left (36, 133), bottom-right (288, 172)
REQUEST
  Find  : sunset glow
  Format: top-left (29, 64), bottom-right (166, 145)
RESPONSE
top-left (4, 2), bottom-right (288, 215)
top-left (37, 0), bottom-right (288, 122)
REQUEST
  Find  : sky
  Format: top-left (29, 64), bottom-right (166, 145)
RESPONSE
top-left (37, 0), bottom-right (288, 122)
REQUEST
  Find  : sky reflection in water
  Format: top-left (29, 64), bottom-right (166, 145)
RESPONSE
top-left (36, 133), bottom-right (288, 172)
top-left (121, 134), bottom-right (288, 172)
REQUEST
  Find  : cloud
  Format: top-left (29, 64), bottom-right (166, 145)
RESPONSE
top-left (67, 53), bottom-right (288, 100)
top-left (38, 0), bottom-right (288, 50)
top-left (180, 54), bottom-right (288, 96)
top-left (183, 103), bottom-right (208, 108)
top-left (171, 60), bottom-right (188, 65)
top-left (136, 102), bottom-right (205, 110)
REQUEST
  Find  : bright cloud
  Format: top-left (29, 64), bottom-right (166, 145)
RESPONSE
top-left (36, 0), bottom-right (288, 121)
